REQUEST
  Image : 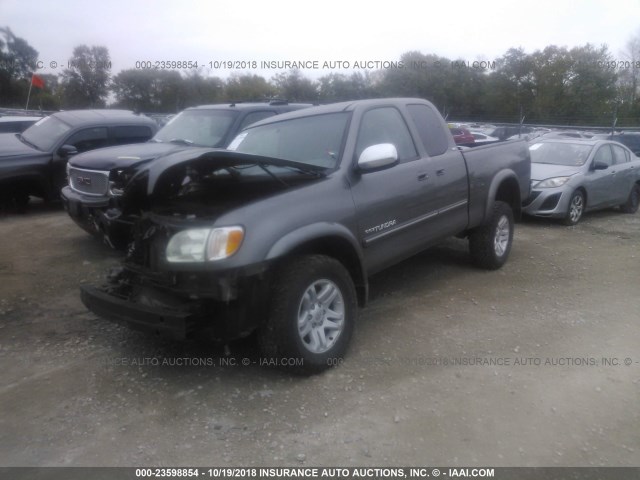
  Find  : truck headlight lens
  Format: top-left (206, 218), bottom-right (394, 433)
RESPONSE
top-left (206, 227), bottom-right (244, 261)
top-left (166, 227), bottom-right (244, 263)
top-left (535, 176), bottom-right (572, 188)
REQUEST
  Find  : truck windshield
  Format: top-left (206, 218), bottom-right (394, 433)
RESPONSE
top-left (529, 142), bottom-right (593, 166)
top-left (20, 116), bottom-right (72, 151)
top-left (229, 112), bottom-right (349, 169)
top-left (153, 110), bottom-right (239, 147)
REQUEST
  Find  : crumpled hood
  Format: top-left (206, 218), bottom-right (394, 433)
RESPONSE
top-left (118, 148), bottom-right (327, 222)
top-left (68, 142), bottom-right (187, 171)
top-left (531, 162), bottom-right (581, 181)
top-left (0, 133), bottom-right (44, 159)
top-left (133, 148), bottom-right (326, 196)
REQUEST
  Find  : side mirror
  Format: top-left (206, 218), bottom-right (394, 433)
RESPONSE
top-left (592, 161), bottom-right (608, 171)
top-left (58, 144), bottom-right (78, 158)
top-left (357, 143), bottom-right (398, 171)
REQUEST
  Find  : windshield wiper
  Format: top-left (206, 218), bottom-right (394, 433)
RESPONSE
top-left (278, 164), bottom-right (326, 177)
top-left (256, 164), bottom-right (290, 187)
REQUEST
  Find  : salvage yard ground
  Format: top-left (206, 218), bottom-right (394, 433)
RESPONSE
top-left (0, 204), bottom-right (639, 466)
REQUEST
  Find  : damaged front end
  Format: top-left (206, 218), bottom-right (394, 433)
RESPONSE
top-left (81, 149), bottom-right (326, 341)
top-left (81, 227), bottom-right (268, 340)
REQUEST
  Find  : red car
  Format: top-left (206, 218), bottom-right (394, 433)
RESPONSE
top-left (450, 127), bottom-right (475, 145)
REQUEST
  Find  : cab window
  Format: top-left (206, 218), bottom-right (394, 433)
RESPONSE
top-left (111, 125), bottom-right (154, 146)
top-left (65, 127), bottom-right (109, 153)
top-left (238, 111), bottom-right (276, 131)
top-left (611, 144), bottom-right (629, 164)
top-left (407, 104), bottom-right (449, 157)
top-left (593, 145), bottom-right (614, 167)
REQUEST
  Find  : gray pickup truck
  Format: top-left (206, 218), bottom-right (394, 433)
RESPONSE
top-left (81, 98), bottom-right (530, 373)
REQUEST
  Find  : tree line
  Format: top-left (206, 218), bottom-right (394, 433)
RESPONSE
top-left (1, 26), bottom-right (639, 126)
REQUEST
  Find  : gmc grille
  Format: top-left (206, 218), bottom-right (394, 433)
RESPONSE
top-left (69, 167), bottom-right (110, 196)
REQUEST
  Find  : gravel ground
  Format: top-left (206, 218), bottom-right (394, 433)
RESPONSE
top-left (0, 202), bottom-right (639, 467)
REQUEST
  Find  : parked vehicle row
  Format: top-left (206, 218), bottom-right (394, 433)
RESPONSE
top-left (445, 123), bottom-right (640, 225)
top-left (2, 100), bottom-right (638, 375)
top-left (591, 132), bottom-right (640, 156)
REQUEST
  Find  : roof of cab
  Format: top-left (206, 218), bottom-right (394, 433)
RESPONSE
top-left (243, 98), bottom-right (434, 128)
top-left (187, 101), bottom-right (313, 111)
top-left (52, 109), bottom-right (157, 127)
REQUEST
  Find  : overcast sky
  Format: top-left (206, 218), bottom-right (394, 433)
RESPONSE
top-left (4, 0), bottom-right (640, 79)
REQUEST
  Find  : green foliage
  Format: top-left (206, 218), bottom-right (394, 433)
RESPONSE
top-left (616, 31), bottom-right (640, 122)
top-left (60, 45), bottom-right (111, 108)
top-left (223, 73), bottom-right (276, 101)
top-left (0, 27), bottom-right (38, 107)
top-left (1, 25), bottom-right (638, 126)
top-left (317, 72), bottom-right (376, 102)
top-left (271, 69), bottom-right (318, 102)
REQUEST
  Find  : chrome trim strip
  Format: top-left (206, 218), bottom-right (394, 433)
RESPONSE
top-left (363, 199), bottom-right (468, 246)
top-left (438, 199), bottom-right (468, 214)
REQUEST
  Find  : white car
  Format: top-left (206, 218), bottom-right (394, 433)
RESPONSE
top-left (470, 131), bottom-right (499, 143)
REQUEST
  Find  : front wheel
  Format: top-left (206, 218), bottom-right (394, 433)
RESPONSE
top-left (563, 190), bottom-right (585, 225)
top-left (620, 184), bottom-right (640, 214)
top-left (259, 255), bottom-right (357, 374)
top-left (469, 201), bottom-right (514, 270)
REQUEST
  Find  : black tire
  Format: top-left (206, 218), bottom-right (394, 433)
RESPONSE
top-left (258, 255), bottom-right (357, 374)
top-left (562, 190), bottom-right (585, 226)
top-left (620, 184), bottom-right (640, 214)
top-left (469, 201), bottom-right (514, 270)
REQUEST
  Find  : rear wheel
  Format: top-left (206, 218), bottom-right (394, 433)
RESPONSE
top-left (620, 184), bottom-right (640, 214)
top-left (469, 201), bottom-right (514, 270)
top-left (563, 190), bottom-right (584, 226)
top-left (259, 255), bottom-right (357, 374)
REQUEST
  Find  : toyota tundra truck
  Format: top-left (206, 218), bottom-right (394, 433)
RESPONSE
top-left (80, 98), bottom-right (530, 373)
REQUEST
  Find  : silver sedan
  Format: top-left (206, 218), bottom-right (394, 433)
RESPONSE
top-left (523, 139), bottom-right (640, 225)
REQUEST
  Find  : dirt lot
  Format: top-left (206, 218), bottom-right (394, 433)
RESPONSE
top-left (0, 202), bottom-right (639, 467)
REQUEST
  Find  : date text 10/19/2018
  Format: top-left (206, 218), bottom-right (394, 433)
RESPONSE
top-left (133, 60), bottom-right (498, 70)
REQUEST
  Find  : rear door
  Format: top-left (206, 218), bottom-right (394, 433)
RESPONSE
top-left (586, 145), bottom-right (619, 208)
top-left (406, 103), bottom-right (469, 236)
top-left (611, 144), bottom-right (637, 202)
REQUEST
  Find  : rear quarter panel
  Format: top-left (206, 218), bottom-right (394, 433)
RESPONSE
top-left (462, 140), bottom-right (531, 226)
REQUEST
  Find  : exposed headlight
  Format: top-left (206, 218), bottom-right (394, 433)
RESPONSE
top-left (166, 226), bottom-right (244, 263)
top-left (109, 169), bottom-right (131, 197)
top-left (535, 176), bottom-right (572, 188)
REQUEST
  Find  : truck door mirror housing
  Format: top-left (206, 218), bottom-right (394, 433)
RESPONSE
top-left (357, 143), bottom-right (398, 171)
top-left (58, 144), bottom-right (79, 158)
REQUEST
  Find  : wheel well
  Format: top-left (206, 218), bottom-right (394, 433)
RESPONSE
top-left (575, 186), bottom-right (588, 207)
top-left (495, 177), bottom-right (522, 221)
top-left (281, 237), bottom-right (367, 307)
